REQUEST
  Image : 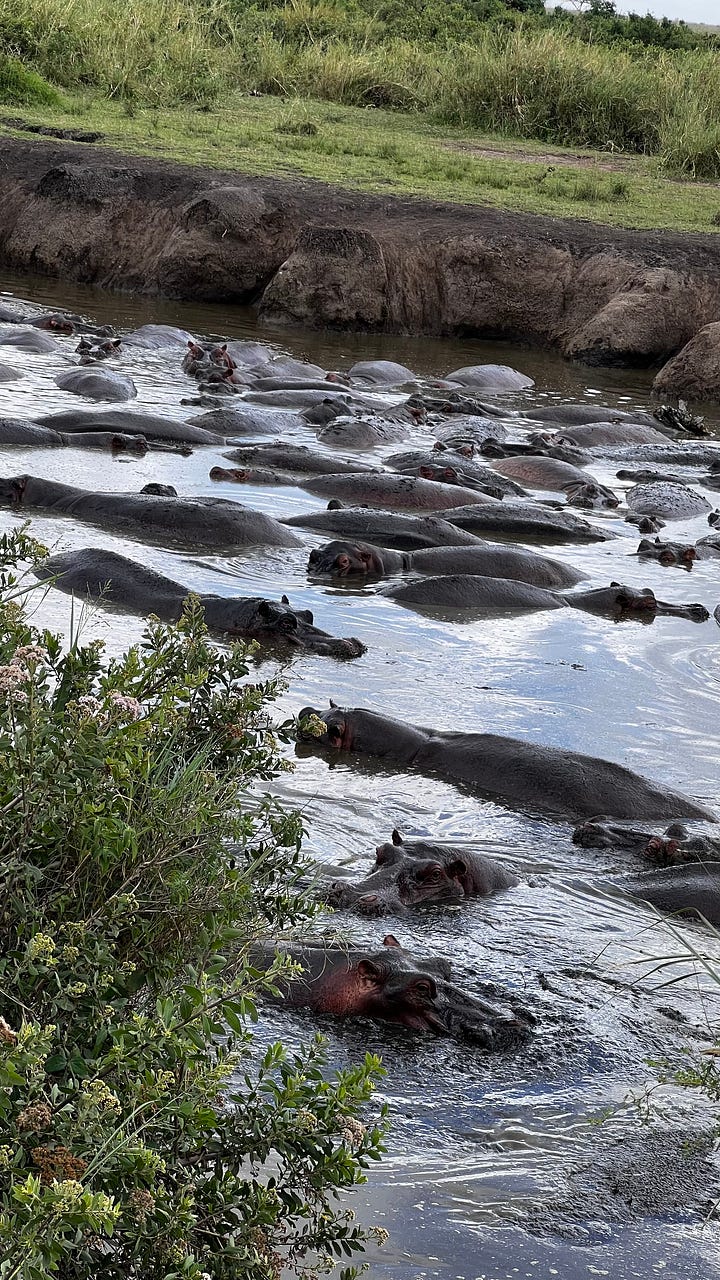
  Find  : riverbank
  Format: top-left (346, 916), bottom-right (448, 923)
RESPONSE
top-left (1, 126), bottom-right (720, 383)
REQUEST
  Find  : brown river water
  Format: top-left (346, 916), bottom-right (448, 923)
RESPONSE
top-left (2, 269), bottom-right (720, 1280)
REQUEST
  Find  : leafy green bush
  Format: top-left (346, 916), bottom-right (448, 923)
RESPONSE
top-left (0, 529), bottom-right (386, 1279)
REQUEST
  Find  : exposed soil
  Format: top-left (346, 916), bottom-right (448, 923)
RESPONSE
top-left (0, 132), bottom-right (720, 391)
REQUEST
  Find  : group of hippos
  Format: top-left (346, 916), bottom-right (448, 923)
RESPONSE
top-left (2, 302), bottom-right (720, 1049)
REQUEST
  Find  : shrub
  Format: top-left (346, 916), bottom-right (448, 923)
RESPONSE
top-left (0, 53), bottom-right (58, 104)
top-left (0, 529), bottom-right (386, 1279)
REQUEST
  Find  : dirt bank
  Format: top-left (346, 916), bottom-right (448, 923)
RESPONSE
top-left (1, 135), bottom-right (720, 390)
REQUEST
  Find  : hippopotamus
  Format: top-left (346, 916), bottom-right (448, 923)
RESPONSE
top-left (0, 416), bottom-right (147, 452)
top-left (252, 935), bottom-right (533, 1047)
top-left (483, 438), bottom-right (589, 467)
top-left (435, 503), bottom-right (613, 542)
top-left (625, 482), bottom-right (710, 521)
top-left (573, 820), bottom-right (720, 865)
top-left (388, 451), bottom-right (525, 498)
top-left (222, 443), bottom-right (376, 476)
top-left (522, 404), bottom-right (657, 428)
top-left (610, 444), bottom-right (720, 467)
top-left (551, 423), bottom-right (671, 449)
top-left (250, 355), bottom-right (328, 382)
top-left (297, 703), bottom-right (715, 821)
top-left (36, 409), bottom-right (222, 446)
top-left (303, 473), bottom-right (499, 512)
top-left (382, 576), bottom-right (708, 623)
top-left (635, 537), bottom-right (699, 567)
top-left (78, 338), bottom-right (123, 364)
top-left (445, 364), bottom-right (533, 391)
top-left (623, 864), bottom-right (720, 926)
top-left (284, 508), bottom-right (483, 551)
top-left (326, 829), bottom-right (518, 915)
top-left (490, 456), bottom-right (619, 509)
top-left (188, 407), bottom-right (300, 438)
top-left (0, 476), bottom-right (302, 551)
top-left (0, 363), bottom-right (21, 382)
top-left (54, 368), bottom-right (138, 403)
top-left (247, 389), bottom-right (359, 411)
top-left (0, 305), bottom-right (75, 331)
top-left (0, 328), bottom-right (59, 354)
top-left (123, 324), bottom-right (195, 349)
top-left (35, 549), bottom-right (364, 658)
top-left (306, 539), bottom-right (586, 588)
top-left (349, 359), bottom-right (416, 385)
top-left (316, 416), bottom-right (411, 449)
top-left (209, 466), bottom-right (301, 486)
top-left (432, 416), bottom-right (508, 448)
top-left (396, 463), bottom-right (507, 501)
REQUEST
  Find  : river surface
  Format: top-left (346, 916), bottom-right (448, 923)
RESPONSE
top-left (2, 270), bottom-right (720, 1280)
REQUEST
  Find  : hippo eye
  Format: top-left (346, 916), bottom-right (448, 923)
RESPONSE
top-left (412, 980), bottom-right (436, 1001)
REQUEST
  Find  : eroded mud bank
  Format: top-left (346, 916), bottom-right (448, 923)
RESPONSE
top-left (1, 135), bottom-right (720, 395)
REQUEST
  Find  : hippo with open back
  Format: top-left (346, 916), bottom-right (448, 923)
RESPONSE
top-left (35, 549), bottom-right (365, 659)
top-left (297, 704), bottom-right (715, 821)
top-left (251, 935), bottom-right (534, 1048)
top-left (326, 829), bottom-right (518, 915)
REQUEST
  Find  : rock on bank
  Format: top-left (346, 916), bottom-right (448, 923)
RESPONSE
top-left (1, 136), bottom-right (720, 384)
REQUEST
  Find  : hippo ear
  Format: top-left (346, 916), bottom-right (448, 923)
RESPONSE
top-left (357, 959), bottom-right (383, 986)
top-left (281, 594), bottom-right (290, 605)
top-left (446, 859), bottom-right (468, 881)
top-left (382, 934), bottom-right (401, 948)
top-left (329, 699), bottom-right (338, 708)
top-left (391, 829), bottom-right (403, 846)
top-left (257, 601), bottom-right (273, 619)
top-left (637, 539), bottom-right (652, 552)
top-left (610, 581), bottom-right (620, 588)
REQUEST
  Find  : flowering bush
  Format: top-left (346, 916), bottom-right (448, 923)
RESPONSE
top-left (0, 530), bottom-right (386, 1280)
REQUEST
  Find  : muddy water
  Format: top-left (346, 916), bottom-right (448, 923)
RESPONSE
top-left (3, 271), bottom-right (720, 1280)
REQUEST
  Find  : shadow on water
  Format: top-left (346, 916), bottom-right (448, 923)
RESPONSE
top-left (1, 270), bottom-right (720, 1277)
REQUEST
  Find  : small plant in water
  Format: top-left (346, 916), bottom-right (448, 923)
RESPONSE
top-left (0, 529), bottom-right (387, 1279)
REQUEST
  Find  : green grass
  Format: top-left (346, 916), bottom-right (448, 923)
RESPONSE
top-left (3, 91), bottom-right (720, 235)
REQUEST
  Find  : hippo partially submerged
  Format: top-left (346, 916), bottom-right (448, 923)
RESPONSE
top-left (306, 540), bottom-right (586, 589)
top-left (623, 864), bottom-right (720, 926)
top-left (326, 829), bottom-right (518, 915)
top-left (35, 549), bottom-right (364, 658)
top-left (303, 472), bottom-right (500, 511)
top-left (0, 475), bottom-right (301, 551)
top-left (573, 820), bottom-right (720, 865)
top-left (252, 935), bottom-right (533, 1048)
top-left (383, 576), bottom-right (709, 623)
top-left (625, 482), bottom-right (711, 521)
top-left (297, 704), bottom-right (715, 821)
top-left (285, 508), bottom-right (483, 551)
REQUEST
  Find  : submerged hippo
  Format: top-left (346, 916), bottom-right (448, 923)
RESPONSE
top-left (223, 443), bottom-right (376, 476)
top-left (349, 359), bottom-right (416, 384)
top-left (432, 416), bottom-right (507, 448)
top-left (303, 473), bottom-right (499, 511)
top-left (0, 363), bottom-right (21, 382)
top-left (382, 576), bottom-right (709, 623)
top-left (316, 416), bottom-right (411, 449)
top-left (123, 324), bottom-right (195, 348)
top-left (284, 508), bottom-right (483, 551)
top-left (573, 820), bottom-right (720, 866)
top-left (491, 456), bottom-right (619, 509)
top-left (55, 368), bottom-right (137, 402)
top-left (35, 549), bottom-right (364, 658)
top-left (36, 409), bottom-right (222, 446)
top-left (635, 537), bottom-right (698, 567)
top-left (0, 475), bottom-right (301, 551)
top-left (306, 540), bottom-right (586, 589)
top-left (252, 935), bottom-right (533, 1048)
top-left (435, 503), bottom-right (613, 542)
top-left (326, 829), bottom-right (518, 915)
top-left (552, 422), bottom-right (670, 449)
top-left (0, 328), bottom-right (59, 354)
top-left (297, 704), bottom-right (715, 821)
top-left (623, 864), bottom-right (720, 926)
top-left (625, 482), bottom-right (711, 521)
top-left (445, 364), bottom-right (533, 391)
top-left (522, 404), bottom-right (657, 428)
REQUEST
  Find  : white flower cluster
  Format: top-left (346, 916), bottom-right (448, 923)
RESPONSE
top-left (74, 692), bottom-right (143, 725)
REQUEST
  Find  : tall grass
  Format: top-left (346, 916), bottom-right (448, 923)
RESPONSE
top-left (2, 0), bottom-right (720, 177)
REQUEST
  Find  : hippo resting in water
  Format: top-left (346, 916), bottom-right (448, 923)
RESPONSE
top-left (573, 820), bottom-right (720, 866)
top-left (36, 409), bottom-right (223, 446)
top-left (307, 540), bottom-right (586, 589)
top-left (35, 549), bottom-right (364, 659)
top-left (251, 935), bottom-right (533, 1048)
top-left (0, 475), bottom-right (301, 551)
top-left (622, 864), bottom-right (720, 926)
top-left (383, 576), bottom-right (709, 624)
top-left (297, 704), bottom-right (715, 821)
top-left (326, 829), bottom-right (518, 915)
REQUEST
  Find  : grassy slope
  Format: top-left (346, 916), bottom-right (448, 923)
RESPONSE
top-left (2, 92), bottom-right (720, 234)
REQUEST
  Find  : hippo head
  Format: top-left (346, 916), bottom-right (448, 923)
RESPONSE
top-left (237, 599), bottom-right (365, 660)
top-left (434, 440), bottom-right (475, 459)
top-left (307, 540), bottom-right (387, 577)
top-left (604, 583), bottom-right (708, 623)
top-left (572, 820), bottom-right (657, 851)
top-left (37, 314), bottom-right (75, 334)
top-left (345, 936), bottom-right (533, 1046)
top-left (563, 480), bottom-right (620, 510)
top-left (208, 344), bottom-right (236, 371)
top-left (0, 476), bottom-right (29, 506)
top-left (327, 829), bottom-right (468, 915)
top-left (636, 537), bottom-right (696, 568)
